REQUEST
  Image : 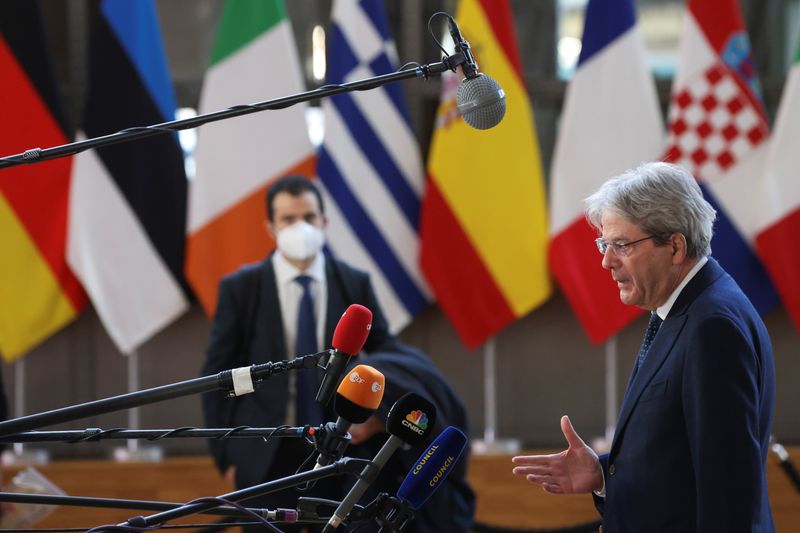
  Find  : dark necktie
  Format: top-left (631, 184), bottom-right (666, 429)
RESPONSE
top-left (295, 275), bottom-right (323, 425)
top-left (636, 312), bottom-right (663, 370)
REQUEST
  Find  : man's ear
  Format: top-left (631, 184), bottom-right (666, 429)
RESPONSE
top-left (671, 233), bottom-right (688, 264)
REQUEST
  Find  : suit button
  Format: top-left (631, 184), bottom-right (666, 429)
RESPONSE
top-left (609, 464), bottom-right (616, 476)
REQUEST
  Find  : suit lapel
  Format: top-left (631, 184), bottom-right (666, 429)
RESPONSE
top-left (611, 258), bottom-right (724, 455)
top-left (258, 256), bottom-right (286, 361)
top-left (324, 257), bottom-right (348, 348)
top-left (612, 314), bottom-right (686, 453)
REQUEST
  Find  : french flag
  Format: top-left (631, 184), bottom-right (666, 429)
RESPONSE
top-left (549, 0), bottom-right (665, 344)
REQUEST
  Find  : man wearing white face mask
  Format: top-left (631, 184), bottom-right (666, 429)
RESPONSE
top-left (200, 175), bottom-right (404, 530)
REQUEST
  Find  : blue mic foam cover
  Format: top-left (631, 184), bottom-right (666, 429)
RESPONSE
top-left (397, 426), bottom-right (468, 509)
top-left (385, 392), bottom-right (436, 447)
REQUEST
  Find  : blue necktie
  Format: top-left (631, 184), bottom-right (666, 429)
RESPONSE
top-left (295, 275), bottom-right (323, 425)
top-left (636, 312), bottom-right (663, 370)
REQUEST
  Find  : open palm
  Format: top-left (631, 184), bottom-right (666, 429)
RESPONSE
top-left (511, 415), bottom-right (603, 494)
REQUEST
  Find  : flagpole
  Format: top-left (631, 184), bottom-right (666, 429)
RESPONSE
top-left (4, 358), bottom-right (48, 465)
top-left (472, 338), bottom-right (520, 454)
top-left (12, 359), bottom-right (25, 459)
top-left (483, 338), bottom-right (497, 444)
top-left (127, 350), bottom-right (140, 455)
top-left (113, 350), bottom-right (162, 462)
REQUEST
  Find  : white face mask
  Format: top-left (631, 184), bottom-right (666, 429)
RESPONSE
top-left (276, 221), bottom-right (325, 261)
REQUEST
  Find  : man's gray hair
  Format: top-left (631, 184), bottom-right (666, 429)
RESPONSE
top-left (584, 162), bottom-right (716, 258)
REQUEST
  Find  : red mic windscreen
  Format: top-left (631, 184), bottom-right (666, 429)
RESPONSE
top-left (332, 304), bottom-right (372, 355)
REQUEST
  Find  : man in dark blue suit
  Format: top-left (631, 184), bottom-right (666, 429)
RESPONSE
top-left (513, 162), bottom-right (775, 532)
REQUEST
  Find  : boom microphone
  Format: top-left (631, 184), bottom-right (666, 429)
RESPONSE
top-left (316, 304), bottom-right (373, 407)
top-left (322, 392), bottom-right (437, 532)
top-left (447, 15), bottom-right (506, 130)
top-left (315, 365), bottom-right (386, 468)
top-left (376, 426), bottom-right (469, 532)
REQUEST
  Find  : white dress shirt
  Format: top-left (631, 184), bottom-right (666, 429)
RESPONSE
top-left (272, 251), bottom-right (327, 424)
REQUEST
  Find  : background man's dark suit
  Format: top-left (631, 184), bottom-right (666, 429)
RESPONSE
top-left (201, 252), bottom-right (401, 490)
top-left (596, 258), bottom-right (775, 532)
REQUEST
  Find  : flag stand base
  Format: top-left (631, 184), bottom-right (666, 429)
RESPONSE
top-left (1, 448), bottom-right (50, 466)
top-left (113, 444), bottom-right (163, 463)
top-left (471, 438), bottom-right (521, 455)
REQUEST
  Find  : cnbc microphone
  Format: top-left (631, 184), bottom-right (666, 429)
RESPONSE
top-left (322, 393), bottom-right (437, 532)
top-left (446, 14), bottom-right (506, 130)
top-left (316, 304), bottom-right (373, 408)
top-left (315, 364), bottom-right (385, 468)
top-left (377, 426), bottom-right (469, 532)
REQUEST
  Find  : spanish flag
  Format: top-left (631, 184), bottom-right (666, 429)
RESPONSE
top-left (420, 0), bottom-right (551, 349)
top-left (0, 1), bottom-right (86, 361)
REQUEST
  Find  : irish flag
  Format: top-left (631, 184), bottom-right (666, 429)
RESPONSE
top-left (187, 0), bottom-right (315, 315)
top-left (755, 39), bottom-right (800, 330)
top-left (420, 0), bottom-right (551, 349)
top-left (0, 2), bottom-right (87, 360)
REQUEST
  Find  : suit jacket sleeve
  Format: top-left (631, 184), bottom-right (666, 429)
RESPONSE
top-left (593, 453), bottom-right (609, 516)
top-left (683, 314), bottom-right (767, 530)
top-left (200, 276), bottom-right (244, 473)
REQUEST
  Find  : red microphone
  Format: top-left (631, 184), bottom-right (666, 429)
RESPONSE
top-left (315, 304), bottom-right (373, 407)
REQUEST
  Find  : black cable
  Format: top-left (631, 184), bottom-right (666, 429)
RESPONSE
top-left (427, 12), bottom-right (452, 58)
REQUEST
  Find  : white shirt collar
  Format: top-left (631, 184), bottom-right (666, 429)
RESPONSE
top-left (655, 256), bottom-right (708, 320)
top-left (273, 251), bottom-right (326, 286)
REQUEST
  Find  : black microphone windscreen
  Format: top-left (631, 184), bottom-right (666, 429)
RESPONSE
top-left (456, 74), bottom-right (506, 130)
top-left (386, 392), bottom-right (437, 447)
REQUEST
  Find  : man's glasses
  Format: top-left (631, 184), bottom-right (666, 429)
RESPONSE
top-left (595, 235), bottom-right (657, 257)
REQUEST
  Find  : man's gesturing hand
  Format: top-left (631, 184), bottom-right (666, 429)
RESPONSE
top-left (511, 415), bottom-right (603, 494)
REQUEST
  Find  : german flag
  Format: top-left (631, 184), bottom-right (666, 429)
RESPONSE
top-left (0, 1), bottom-right (87, 361)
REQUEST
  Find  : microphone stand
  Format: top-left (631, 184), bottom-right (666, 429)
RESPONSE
top-left (0, 426), bottom-right (316, 443)
top-left (0, 352), bottom-right (324, 437)
top-left (118, 457), bottom-right (372, 529)
top-left (0, 492), bottom-right (271, 520)
top-left (0, 54), bottom-right (470, 170)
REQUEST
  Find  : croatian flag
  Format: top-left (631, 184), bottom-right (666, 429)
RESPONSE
top-left (662, 0), bottom-right (778, 313)
top-left (549, 0), bottom-right (665, 344)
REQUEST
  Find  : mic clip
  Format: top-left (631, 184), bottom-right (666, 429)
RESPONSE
top-left (314, 422), bottom-right (352, 466)
top-left (442, 51), bottom-right (475, 77)
top-left (361, 494), bottom-right (415, 532)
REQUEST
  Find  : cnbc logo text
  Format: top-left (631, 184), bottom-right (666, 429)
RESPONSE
top-left (402, 410), bottom-right (429, 435)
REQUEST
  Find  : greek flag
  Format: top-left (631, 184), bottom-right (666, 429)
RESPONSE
top-left (318, 0), bottom-right (430, 332)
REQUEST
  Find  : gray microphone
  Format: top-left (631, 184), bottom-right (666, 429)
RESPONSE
top-left (448, 15), bottom-right (506, 130)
